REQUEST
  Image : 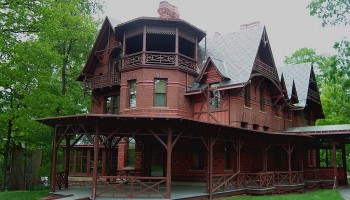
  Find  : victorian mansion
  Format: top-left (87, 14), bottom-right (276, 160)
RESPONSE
top-left (38, 2), bottom-right (350, 200)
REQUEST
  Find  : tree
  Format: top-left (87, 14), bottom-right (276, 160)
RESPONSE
top-left (284, 47), bottom-right (325, 65)
top-left (0, 0), bottom-right (102, 190)
top-left (308, 0), bottom-right (350, 26)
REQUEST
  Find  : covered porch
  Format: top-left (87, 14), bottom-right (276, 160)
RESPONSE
top-left (38, 115), bottom-right (347, 199)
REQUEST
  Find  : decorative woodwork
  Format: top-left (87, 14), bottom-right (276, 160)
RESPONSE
top-left (253, 59), bottom-right (279, 82)
top-left (85, 73), bottom-right (120, 91)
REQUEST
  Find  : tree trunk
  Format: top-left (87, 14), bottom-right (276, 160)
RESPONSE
top-left (2, 119), bottom-right (12, 191)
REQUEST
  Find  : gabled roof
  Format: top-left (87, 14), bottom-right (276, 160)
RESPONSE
top-left (198, 25), bottom-right (266, 86)
top-left (282, 74), bottom-right (298, 101)
top-left (279, 62), bottom-right (313, 107)
top-left (78, 16), bottom-right (121, 81)
top-left (197, 57), bottom-right (230, 83)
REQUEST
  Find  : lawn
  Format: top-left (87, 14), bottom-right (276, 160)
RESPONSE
top-left (0, 189), bottom-right (50, 200)
top-left (225, 189), bottom-right (343, 200)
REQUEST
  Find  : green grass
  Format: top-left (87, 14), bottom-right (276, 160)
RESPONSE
top-left (0, 189), bottom-right (50, 200)
top-left (224, 189), bottom-right (343, 200)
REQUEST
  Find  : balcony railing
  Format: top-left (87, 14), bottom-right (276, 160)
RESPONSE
top-left (253, 59), bottom-right (279, 81)
top-left (85, 73), bottom-right (120, 91)
top-left (123, 51), bottom-right (196, 71)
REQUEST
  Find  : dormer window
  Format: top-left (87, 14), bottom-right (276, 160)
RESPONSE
top-left (209, 83), bottom-right (221, 109)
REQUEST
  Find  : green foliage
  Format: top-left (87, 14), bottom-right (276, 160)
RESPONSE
top-left (0, 0), bottom-right (103, 189)
top-left (0, 189), bottom-right (50, 200)
top-left (308, 0), bottom-right (350, 26)
top-left (284, 48), bottom-right (324, 65)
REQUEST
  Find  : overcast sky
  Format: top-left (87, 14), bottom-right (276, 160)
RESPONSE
top-left (104, 0), bottom-right (349, 67)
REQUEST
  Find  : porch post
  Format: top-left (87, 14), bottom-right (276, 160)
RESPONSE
top-left (166, 128), bottom-right (173, 199)
top-left (142, 25), bottom-right (146, 65)
top-left (288, 144), bottom-right (292, 184)
top-left (332, 141), bottom-right (338, 188)
top-left (341, 143), bottom-right (347, 186)
top-left (208, 137), bottom-right (214, 199)
top-left (175, 27), bottom-right (179, 66)
top-left (91, 124), bottom-right (100, 200)
top-left (64, 135), bottom-right (70, 188)
top-left (50, 128), bottom-right (59, 192)
top-left (263, 144), bottom-right (269, 172)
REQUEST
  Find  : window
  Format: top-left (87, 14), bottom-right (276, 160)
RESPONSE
top-left (127, 138), bottom-right (135, 166)
top-left (105, 95), bottom-right (119, 114)
top-left (129, 80), bottom-right (136, 108)
top-left (224, 141), bottom-right (232, 170)
top-left (209, 83), bottom-right (221, 109)
top-left (244, 85), bottom-right (251, 107)
top-left (192, 139), bottom-right (204, 170)
top-left (260, 87), bottom-right (265, 111)
top-left (154, 79), bottom-right (167, 107)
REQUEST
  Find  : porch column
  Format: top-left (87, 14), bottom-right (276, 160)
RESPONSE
top-left (208, 137), bottom-right (214, 199)
top-left (283, 143), bottom-right (294, 184)
top-left (64, 135), bottom-right (70, 188)
top-left (175, 27), bottom-right (179, 66)
top-left (50, 129), bottom-right (59, 192)
top-left (91, 124), bottom-right (100, 200)
top-left (332, 141), bottom-right (338, 188)
top-left (142, 25), bottom-right (146, 65)
top-left (263, 145), bottom-right (270, 172)
top-left (288, 144), bottom-right (292, 184)
top-left (166, 128), bottom-right (173, 199)
top-left (341, 143), bottom-right (348, 186)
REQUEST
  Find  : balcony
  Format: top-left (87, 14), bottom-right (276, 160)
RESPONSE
top-left (85, 73), bottom-right (120, 91)
top-left (253, 59), bottom-right (279, 81)
top-left (122, 51), bottom-right (197, 72)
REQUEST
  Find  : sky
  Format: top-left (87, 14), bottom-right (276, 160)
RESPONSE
top-left (104, 0), bottom-right (350, 67)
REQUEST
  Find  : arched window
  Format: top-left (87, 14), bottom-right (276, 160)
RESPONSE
top-left (109, 48), bottom-right (122, 73)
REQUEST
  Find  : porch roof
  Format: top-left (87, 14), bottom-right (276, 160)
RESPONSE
top-left (37, 114), bottom-right (311, 139)
top-left (285, 124), bottom-right (350, 136)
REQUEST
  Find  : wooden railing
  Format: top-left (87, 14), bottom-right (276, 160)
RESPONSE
top-left (212, 172), bottom-right (241, 193)
top-left (274, 171), bottom-right (303, 185)
top-left (97, 176), bottom-right (166, 199)
top-left (239, 172), bottom-right (274, 189)
top-left (304, 169), bottom-right (334, 181)
top-left (253, 59), bottom-right (279, 81)
top-left (123, 51), bottom-right (196, 70)
top-left (56, 171), bottom-right (68, 190)
top-left (85, 73), bottom-right (120, 90)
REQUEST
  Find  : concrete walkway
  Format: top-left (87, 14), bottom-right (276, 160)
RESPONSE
top-left (338, 187), bottom-right (350, 200)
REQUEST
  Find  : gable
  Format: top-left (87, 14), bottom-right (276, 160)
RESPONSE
top-left (78, 16), bottom-right (120, 81)
top-left (197, 57), bottom-right (229, 83)
top-left (198, 25), bottom-right (265, 86)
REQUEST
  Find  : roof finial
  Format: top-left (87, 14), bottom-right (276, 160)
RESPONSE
top-left (157, 1), bottom-right (180, 19)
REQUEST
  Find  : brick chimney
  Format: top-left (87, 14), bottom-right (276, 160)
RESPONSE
top-left (240, 21), bottom-right (260, 29)
top-left (157, 1), bottom-right (179, 19)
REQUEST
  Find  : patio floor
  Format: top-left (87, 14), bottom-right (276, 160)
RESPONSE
top-left (52, 184), bottom-right (208, 200)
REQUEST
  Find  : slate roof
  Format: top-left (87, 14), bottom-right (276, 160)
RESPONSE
top-left (278, 62), bottom-right (313, 107)
top-left (197, 25), bottom-right (265, 86)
